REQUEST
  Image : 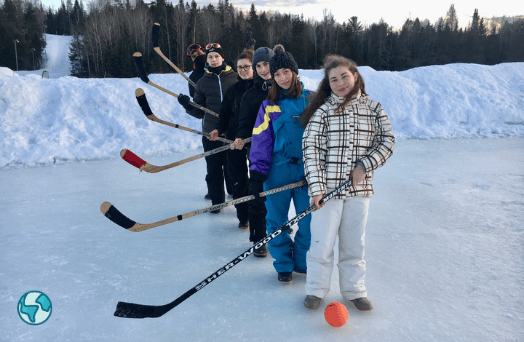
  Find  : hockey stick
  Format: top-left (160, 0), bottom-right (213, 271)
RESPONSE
top-left (132, 52), bottom-right (219, 118)
top-left (100, 180), bottom-right (305, 232)
top-left (120, 137), bottom-right (251, 173)
top-left (135, 88), bottom-right (232, 144)
top-left (151, 23), bottom-right (196, 88)
top-left (112, 178), bottom-right (352, 318)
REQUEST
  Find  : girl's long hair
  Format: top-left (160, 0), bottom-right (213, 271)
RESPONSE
top-left (267, 70), bottom-right (303, 104)
top-left (300, 55), bottom-right (366, 127)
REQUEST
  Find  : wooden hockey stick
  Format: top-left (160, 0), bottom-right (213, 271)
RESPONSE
top-left (111, 179), bottom-right (352, 319)
top-left (151, 23), bottom-right (196, 88)
top-left (135, 88), bottom-right (232, 144)
top-left (100, 180), bottom-right (305, 232)
top-left (132, 52), bottom-right (219, 118)
top-left (120, 137), bottom-right (251, 173)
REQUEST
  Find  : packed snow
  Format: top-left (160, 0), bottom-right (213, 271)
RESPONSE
top-left (1, 45), bottom-right (524, 168)
top-left (1, 37), bottom-right (523, 341)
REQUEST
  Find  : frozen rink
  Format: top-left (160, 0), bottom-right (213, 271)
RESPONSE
top-left (1, 137), bottom-right (523, 341)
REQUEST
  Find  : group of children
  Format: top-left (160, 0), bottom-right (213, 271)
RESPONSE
top-left (177, 43), bottom-right (395, 311)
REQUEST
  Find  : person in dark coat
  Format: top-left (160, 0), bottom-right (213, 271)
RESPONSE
top-left (209, 49), bottom-right (255, 229)
top-left (186, 43), bottom-right (206, 99)
top-left (178, 43), bottom-right (237, 211)
top-left (230, 46), bottom-right (275, 257)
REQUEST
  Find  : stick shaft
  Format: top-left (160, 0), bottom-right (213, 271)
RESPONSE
top-left (113, 179), bottom-right (353, 318)
top-left (100, 180), bottom-right (305, 232)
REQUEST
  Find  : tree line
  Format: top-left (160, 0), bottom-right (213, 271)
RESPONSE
top-left (1, 1), bottom-right (523, 77)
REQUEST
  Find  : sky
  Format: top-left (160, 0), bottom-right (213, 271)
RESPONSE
top-left (1, 36), bottom-right (524, 341)
top-left (38, 0), bottom-right (523, 29)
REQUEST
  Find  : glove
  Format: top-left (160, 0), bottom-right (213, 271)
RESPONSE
top-left (177, 94), bottom-right (191, 110)
top-left (249, 179), bottom-right (265, 204)
top-left (249, 170), bottom-right (267, 205)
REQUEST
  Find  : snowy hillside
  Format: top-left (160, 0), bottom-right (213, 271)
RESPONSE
top-left (15, 34), bottom-right (73, 78)
top-left (1, 62), bottom-right (524, 169)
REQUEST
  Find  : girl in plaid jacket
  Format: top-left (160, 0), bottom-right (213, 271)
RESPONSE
top-left (301, 55), bottom-right (395, 311)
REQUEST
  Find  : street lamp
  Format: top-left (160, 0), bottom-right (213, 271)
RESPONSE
top-left (14, 39), bottom-right (19, 71)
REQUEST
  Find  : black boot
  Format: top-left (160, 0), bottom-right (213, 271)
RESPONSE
top-left (253, 244), bottom-right (267, 257)
top-left (277, 272), bottom-right (292, 284)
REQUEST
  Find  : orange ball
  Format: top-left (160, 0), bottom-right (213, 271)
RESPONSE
top-left (324, 302), bottom-right (349, 327)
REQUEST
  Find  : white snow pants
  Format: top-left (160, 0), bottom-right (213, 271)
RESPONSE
top-left (305, 196), bottom-right (370, 301)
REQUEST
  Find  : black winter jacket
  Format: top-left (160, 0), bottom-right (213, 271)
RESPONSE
top-left (188, 54), bottom-right (206, 98)
top-left (218, 76), bottom-right (255, 140)
top-left (188, 64), bottom-right (237, 133)
top-left (236, 76), bottom-right (272, 139)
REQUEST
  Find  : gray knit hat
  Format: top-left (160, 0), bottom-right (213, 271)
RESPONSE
top-left (252, 47), bottom-right (275, 69)
top-left (269, 51), bottom-right (299, 77)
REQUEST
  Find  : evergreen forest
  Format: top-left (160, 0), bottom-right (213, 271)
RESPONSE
top-left (1, 0), bottom-right (523, 78)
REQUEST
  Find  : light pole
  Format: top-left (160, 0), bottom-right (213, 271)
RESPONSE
top-left (14, 39), bottom-right (19, 71)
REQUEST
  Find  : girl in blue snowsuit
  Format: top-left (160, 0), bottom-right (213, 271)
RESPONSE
top-left (248, 48), bottom-right (311, 283)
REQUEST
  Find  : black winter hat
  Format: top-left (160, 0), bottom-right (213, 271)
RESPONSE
top-left (252, 47), bottom-right (274, 69)
top-left (270, 51), bottom-right (299, 77)
top-left (205, 43), bottom-right (225, 59)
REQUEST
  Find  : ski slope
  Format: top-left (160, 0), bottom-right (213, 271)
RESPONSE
top-left (15, 34), bottom-right (72, 78)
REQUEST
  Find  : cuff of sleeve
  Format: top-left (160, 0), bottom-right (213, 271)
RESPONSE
top-left (250, 170), bottom-right (267, 183)
top-left (360, 158), bottom-right (372, 172)
top-left (308, 181), bottom-right (326, 198)
top-left (356, 161), bottom-right (367, 173)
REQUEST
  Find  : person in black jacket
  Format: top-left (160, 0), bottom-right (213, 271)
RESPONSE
top-left (178, 43), bottom-right (238, 211)
top-left (209, 49), bottom-right (255, 229)
top-left (230, 46), bottom-right (275, 257)
top-left (186, 43), bottom-right (206, 98)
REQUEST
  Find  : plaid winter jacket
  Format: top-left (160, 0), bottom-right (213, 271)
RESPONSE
top-left (302, 92), bottom-right (395, 199)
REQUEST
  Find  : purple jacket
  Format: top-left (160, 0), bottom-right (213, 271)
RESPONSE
top-left (249, 88), bottom-right (311, 176)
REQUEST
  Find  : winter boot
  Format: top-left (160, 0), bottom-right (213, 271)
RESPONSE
top-left (277, 272), bottom-right (292, 284)
top-left (238, 221), bottom-right (249, 229)
top-left (303, 295), bottom-right (321, 310)
top-left (253, 244), bottom-right (267, 258)
top-left (350, 297), bottom-right (373, 311)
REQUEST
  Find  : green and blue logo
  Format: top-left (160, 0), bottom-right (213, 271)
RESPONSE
top-left (17, 291), bottom-right (52, 325)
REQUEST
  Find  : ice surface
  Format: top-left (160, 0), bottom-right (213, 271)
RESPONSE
top-left (1, 35), bottom-right (523, 341)
top-left (1, 138), bottom-right (523, 341)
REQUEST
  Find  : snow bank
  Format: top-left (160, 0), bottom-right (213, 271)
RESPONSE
top-left (1, 62), bottom-right (523, 169)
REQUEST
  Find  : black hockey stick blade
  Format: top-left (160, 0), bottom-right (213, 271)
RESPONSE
top-left (135, 88), bottom-right (153, 117)
top-left (151, 23), bottom-right (160, 48)
top-left (133, 52), bottom-right (150, 84)
top-left (100, 202), bottom-right (137, 230)
top-left (113, 179), bottom-right (353, 319)
top-left (115, 288), bottom-right (196, 318)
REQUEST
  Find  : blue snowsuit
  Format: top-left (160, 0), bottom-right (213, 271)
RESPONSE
top-left (249, 86), bottom-right (311, 273)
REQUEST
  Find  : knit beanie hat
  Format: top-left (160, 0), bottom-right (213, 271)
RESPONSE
top-left (206, 44), bottom-right (225, 59)
top-left (270, 51), bottom-right (299, 77)
top-left (252, 47), bottom-right (275, 69)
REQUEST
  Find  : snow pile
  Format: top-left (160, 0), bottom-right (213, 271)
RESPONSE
top-left (1, 62), bottom-right (524, 169)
